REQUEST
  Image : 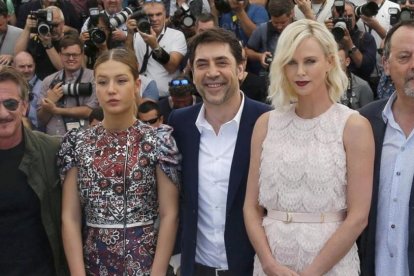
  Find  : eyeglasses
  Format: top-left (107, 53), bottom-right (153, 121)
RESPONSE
top-left (141, 117), bottom-right (159, 125)
top-left (61, 53), bottom-right (82, 59)
top-left (169, 79), bottom-right (190, 87)
top-left (397, 0), bottom-right (414, 4)
top-left (0, 99), bottom-right (20, 111)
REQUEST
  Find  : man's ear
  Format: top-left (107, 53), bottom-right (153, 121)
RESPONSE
top-left (383, 56), bottom-right (390, 76)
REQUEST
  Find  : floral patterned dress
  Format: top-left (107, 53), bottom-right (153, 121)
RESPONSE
top-left (58, 120), bottom-right (180, 276)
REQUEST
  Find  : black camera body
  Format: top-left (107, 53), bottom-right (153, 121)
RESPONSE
top-left (30, 9), bottom-right (53, 36)
top-left (170, 3), bottom-right (196, 30)
top-left (332, 0), bottom-right (352, 42)
top-left (87, 7), bottom-right (107, 45)
top-left (389, 7), bottom-right (414, 25)
top-left (130, 9), bottom-right (151, 34)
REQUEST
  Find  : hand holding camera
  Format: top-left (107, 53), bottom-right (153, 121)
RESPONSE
top-left (47, 81), bottom-right (64, 103)
top-left (261, 51), bottom-right (272, 69)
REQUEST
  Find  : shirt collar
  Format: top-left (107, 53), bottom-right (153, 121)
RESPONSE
top-left (382, 91), bottom-right (397, 125)
top-left (195, 92), bottom-right (245, 133)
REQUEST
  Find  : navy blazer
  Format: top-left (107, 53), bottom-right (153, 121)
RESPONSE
top-left (169, 97), bottom-right (271, 276)
top-left (359, 99), bottom-right (414, 275)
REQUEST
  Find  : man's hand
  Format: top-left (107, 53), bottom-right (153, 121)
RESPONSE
top-left (126, 18), bottom-right (137, 33)
top-left (324, 17), bottom-right (334, 30)
top-left (138, 27), bottom-right (158, 49)
top-left (0, 55), bottom-right (13, 66)
top-left (24, 15), bottom-right (37, 32)
top-left (260, 51), bottom-right (272, 69)
top-left (40, 98), bottom-right (58, 114)
top-left (359, 15), bottom-right (379, 29)
top-left (38, 31), bottom-right (53, 48)
top-left (296, 0), bottom-right (314, 19)
top-left (46, 82), bottom-right (64, 103)
top-left (228, 0), bottom-right (245, 13)
top-left (80, 31), bottom-right (90, 42)
top-left (341, 26), bottom-right (354, 50)
top-left (112, 28), bottom-right (127, 41)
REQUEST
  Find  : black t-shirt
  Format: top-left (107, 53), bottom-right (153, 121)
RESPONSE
top-left (241, 72), bottom-right (269, 103)
top-left (0, 140), bottom-right (55, 275)
top-left (27, 38), bottom-right (60, 80)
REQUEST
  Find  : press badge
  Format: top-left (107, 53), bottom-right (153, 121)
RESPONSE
top-left (65, 121), bottom-right (81, 131)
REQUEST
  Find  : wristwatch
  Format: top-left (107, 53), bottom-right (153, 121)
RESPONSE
top-left (43, 43), bottom-right (53, 49)
top-left (153, 46), bottom-right (162, 56)
top-left (348, 45), bottom-right (358, 56)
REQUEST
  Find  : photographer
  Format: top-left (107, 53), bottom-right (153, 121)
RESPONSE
top-left (246, 0), bottom-right (294, 74)
top-left (325, 0), bottom-right (376, 81)
top-left (81, 0), bottom-right (128, 48)
top-left (126, 0), bottom-right (187, 97)
top-left (294, 0), bottom-right (334, 23)
top-left (82, 12), bottom-right (113, 69)
top-left (14, 6), bottom-right (67, 80)
top-left (0, 1), bottom-right (23, 66)
top-left (218, 0), bottom-right (268, 45)
top-left (37, 35), bottom-right (98, 136)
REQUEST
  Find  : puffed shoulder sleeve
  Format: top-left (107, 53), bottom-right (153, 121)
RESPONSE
top-left (156, 124), bottom-right (181, 188)
top-left (57, 128), bottom-right (79, 182)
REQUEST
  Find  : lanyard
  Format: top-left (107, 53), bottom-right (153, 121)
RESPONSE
top-left (140, 26), bottom-right (166, 74)
top-left (312, 0), bottom-right (327, 20)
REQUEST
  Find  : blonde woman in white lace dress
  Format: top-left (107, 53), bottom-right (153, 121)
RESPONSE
top-left (243, 19), bottom-right (375, 276)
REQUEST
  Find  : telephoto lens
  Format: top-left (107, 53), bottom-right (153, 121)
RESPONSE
top-left (62, 83), bottom-right (93, 97)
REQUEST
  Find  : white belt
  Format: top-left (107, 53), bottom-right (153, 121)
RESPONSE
top-left (266, 210), bottom-right (346, 223)
top-left (86, 220), bottom-right (154, 229)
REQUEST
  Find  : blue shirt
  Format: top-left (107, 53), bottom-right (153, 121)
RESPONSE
top-left (219, 4), bottom-right (269, 46)
top-left (375, 92), bottom-right (414, 276)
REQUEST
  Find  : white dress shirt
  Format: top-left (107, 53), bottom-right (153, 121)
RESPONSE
top-left (375, 92), bottom-right (414, 276)
top-left (194, 93), bottom-right (245, 269)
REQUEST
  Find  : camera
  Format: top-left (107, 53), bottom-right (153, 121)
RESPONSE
top-left (62, 83), bottom-right (93, 97)
top-left (109, 6), bottom-right (136, 28)
top-left (264, 55), bottom-right (273, 65)
top-left (49, 79), bottom-right (93, 97)
top-left (130, 9), bottom-right (151, 34)
top-left (87, 7), bottom-right (107, 44)
top-left (389, 7), bottom-right (414, 25)
top-left (354, 2), bottom-right (379, 17)
top-left (331, 0), bottom-right (352, 42)
top-left (170, 3), bottom-right (196, 29)
top-left (29, 9), bottom-right (53, 36)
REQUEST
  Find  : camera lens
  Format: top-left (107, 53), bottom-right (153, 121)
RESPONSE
top-left (38, 22), bottom-right (50, 36)
top-left (90, 28), bottom-right (107, 44)
top-left (332, 21), bottom-right (347, 42)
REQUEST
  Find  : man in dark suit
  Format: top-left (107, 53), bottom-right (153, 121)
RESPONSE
top-left (169, 28), bottom-right (271, 276)
top-left (359, 20), bottom-right (414, 276)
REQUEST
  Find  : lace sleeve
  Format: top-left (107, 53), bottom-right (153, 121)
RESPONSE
top-left (57, 128), bottom-right (79, 182)
top-left (156, 124), bottom-right (181, 188)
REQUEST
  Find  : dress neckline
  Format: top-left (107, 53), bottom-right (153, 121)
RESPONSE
top-left (291, 103), bottom-right (336, 121)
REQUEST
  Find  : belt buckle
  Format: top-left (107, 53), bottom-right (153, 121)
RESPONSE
top-left (215, 268), bottom-right (227, 276)
top-left (284, 212), bottom-right (292, 223)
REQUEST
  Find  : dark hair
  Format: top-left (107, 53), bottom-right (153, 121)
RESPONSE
top-left (337, 43), bottom-right (349, 57)
top-left (0, 67), bottom-right (29, 100)
top-left (138, 100), bottom-right (161, 116)
top-left (59, 34), bottom-right (84, 53)
top-left (188, 28), bottom-right (243, 66)
top-left (88, 107), bottom-right (104, 123)
top-left (169, 75), bottom-right (197, 97)
top-left (268, 0), bottom-right (294, 18)
top-left (383, 20), bottom-right (414, 59)
top-left (0, 1), bottom-right (7, 17)
top-left (94, 48), bottom-right (139, 80)
top-left (196, 13), bottom-right (216, 26)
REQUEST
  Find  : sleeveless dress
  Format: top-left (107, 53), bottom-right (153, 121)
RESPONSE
top-left (57, 121), bottom-right (180, 276)
top-left (254, 103), bottom-right (360, 275)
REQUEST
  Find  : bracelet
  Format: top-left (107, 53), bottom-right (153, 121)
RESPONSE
top-left (152, 47), bottom-right (170, 65)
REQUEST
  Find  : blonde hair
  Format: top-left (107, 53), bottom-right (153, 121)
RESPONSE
top-left (268, 19), bottom-right (347, 109)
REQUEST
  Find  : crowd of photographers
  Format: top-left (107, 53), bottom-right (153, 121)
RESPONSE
top-left (0, 0), bottom-right (412, 137)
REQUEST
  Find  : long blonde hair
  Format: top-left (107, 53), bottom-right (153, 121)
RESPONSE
top-left (268, 19), bottom-right (347, 109)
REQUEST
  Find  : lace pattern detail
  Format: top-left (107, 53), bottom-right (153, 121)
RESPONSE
top-left (254, 103), bottom-right (359, 275)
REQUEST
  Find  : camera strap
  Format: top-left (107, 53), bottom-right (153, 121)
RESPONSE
top-left (140, 27), bottom-right (166, 74)
top-left (61, 67), bottom-right (85, 107)
top-left (312, 0), bottom-right (327, 20)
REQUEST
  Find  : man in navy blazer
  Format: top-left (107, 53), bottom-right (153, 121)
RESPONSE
top-left (358, 21), bottom-right (414, 276)
top-left (169, 28), bottom-right (270, 276)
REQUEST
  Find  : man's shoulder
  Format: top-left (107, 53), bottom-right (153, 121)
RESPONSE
top-left (43, 71), bottom-right (61, 84)
top-left (165, 27), bottom-right (186, 40)
top-left (244, 96), bottom-right (272, 114)
top-left (25, 128), bottom-right (60, 153)
top-left (7, 24), bottom-right (23, 35)
top-left (359, 98), bottom-right (388, 118)
top-left (169, 103), bottom-right (202, 126)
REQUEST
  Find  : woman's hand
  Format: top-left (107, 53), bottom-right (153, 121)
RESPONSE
top-left (262, 259), bottom-right (300, 276)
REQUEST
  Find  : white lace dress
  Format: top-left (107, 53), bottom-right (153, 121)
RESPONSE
top-left (254, 103), bottom-right (360, 275)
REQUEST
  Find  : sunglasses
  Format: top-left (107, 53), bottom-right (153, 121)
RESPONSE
top-left (141, 117), bottom-right (159, 125)
top-left (169, 79), bottom-right (190, 87)
top-left (0, 99), bottom-right (20, 111)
